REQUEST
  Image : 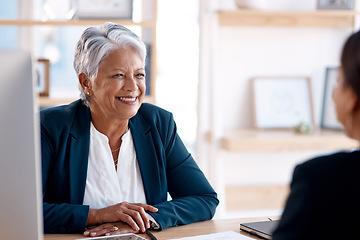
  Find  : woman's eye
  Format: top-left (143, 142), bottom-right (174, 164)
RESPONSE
top-left (113, 74), bottom-right (124, 78)
top-left (136, 73), bottom-right (145, 79)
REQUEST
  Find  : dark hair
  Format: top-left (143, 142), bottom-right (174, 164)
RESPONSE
top-left (341, 30), bottom-right (360, 98)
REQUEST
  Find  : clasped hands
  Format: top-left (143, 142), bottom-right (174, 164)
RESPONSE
top-left (84, 202), bottom-right (158, 237)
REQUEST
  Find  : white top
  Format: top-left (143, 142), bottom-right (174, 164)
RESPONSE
top-left (83, 122), bottom-right (147, 209)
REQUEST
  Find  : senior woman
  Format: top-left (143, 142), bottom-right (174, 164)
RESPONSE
top-left (272, 30), bottom-right (360, 239)
top-left (40, 22), bottom-right (218, 236)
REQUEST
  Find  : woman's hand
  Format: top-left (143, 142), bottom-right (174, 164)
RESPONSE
top-left (84, 221), bottom-right (136, 237)
top-left (86, 202), bottom-right (158, 233)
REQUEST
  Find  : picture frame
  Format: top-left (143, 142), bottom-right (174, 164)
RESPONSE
top-left (251, 77), bottom-right (315, 129)
top-left (36, 59), bottom-right (50, 97)
top-left (320, 67), bottom-right (343, 130)
top-left (317, 0), bottom-right (354, 10)
top-left (76, 0), bottom-right (133, 19)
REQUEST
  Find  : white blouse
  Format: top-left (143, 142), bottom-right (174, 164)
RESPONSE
top-left (83, 122), bottom-right (147, 209)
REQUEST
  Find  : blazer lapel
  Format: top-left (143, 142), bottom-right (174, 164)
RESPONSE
top-left (68, 102), bottom-right (91, 204)
top-left (130, 114), bottom-right (162, 205)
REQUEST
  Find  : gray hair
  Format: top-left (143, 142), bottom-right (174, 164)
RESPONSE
top-left (74, 22), bottom-right (147, 106)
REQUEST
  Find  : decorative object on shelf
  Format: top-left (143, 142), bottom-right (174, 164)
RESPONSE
top-left (42, 0), bottom-right (77, 20)
top-left (317, 0), bottom-right (354, 10)
top-left (36, 59), bottom-right (50, 97)
top-left (320, 67), bottom-right (343, 130)
top-left (234, 0), bottom-right (315, 11)
top-left (234, 0), bottom-right (268, 9)
top-left (76, 0), bottom-right (133, 19)
top-left (294, 122), bottom-right (312, 134)
top-left (251, 77), bottom-right (314, 129)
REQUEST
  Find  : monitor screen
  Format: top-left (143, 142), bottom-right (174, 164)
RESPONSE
top-left (0, 50), bottom-right (43, 240)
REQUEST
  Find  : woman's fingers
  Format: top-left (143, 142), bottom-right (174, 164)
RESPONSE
top-left (84, 222), bottom-right (136, 237)
top-left (117, 210), bottom-right (143, 232)
top-left (117, 203), bottom-right (150, 232)
top-left (126, 203), bottom-right (158, 229)
top-left (135, 203), bottom-right (158, 213)
top-left (98, 202), bottom-right (158, 232)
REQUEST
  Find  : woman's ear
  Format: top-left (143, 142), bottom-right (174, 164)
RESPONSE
top-left (351, 92), bottom-right (360, 120)
top-left (346, 87), bottom-right (359, 115)
top-left (79, 73), bottom-right (92, 94)
top-left (347, 88), bottom-right (360, 140)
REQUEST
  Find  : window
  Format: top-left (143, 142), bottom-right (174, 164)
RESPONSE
top-left (0, 0), bottom-right (18, 49)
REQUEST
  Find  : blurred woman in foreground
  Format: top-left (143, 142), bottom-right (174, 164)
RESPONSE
top-left (272, 30), bottom-right (360, 240)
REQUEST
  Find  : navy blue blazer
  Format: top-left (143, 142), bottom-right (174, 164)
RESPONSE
top-left (40, 100), bottom-right (218, 233)
top-left (272, 150), bottom-right (360, 240)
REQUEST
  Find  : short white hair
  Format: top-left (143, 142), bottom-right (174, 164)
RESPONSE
top-left (74, 22), bottom-right (147, 106)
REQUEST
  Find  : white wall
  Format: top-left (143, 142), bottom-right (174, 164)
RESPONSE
top-left (217, 27), bottom-right (351, 131)
top-left (156, 0), bottom-right (199, 152)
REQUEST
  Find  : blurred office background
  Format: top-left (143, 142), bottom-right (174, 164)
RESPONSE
top-left (1, 0), bottom-right (359, 219)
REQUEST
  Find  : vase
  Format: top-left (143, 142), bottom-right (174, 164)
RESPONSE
top-left (234, 0), bottom-right (268, 9)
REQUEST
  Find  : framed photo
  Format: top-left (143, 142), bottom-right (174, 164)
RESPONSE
top-left (320, 67), bottom-right (343, 130)
top-left (76, 0), bottom-right (133, 19)
top-left (251, 77), bottom-right (315, 129)
top-left (36, 59), bottom-right (50, 97)
top-left (317, 0), bottom-right (354, 10)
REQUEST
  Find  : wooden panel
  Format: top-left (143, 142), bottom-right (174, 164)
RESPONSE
top-left (0, 19), bottom-right (155, 27)
top-left (38, 95), bottom-right (155, 107)
top-left (218, 10), bottom-right (356, 27)
top-left (38, 97), bottom-right (75, 107)
top-left (226, 184), bottom-right (290, 211)
top-left (221, 129), bottom-right (359, 152)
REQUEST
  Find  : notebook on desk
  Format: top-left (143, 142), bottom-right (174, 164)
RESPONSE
top-left (240, 220), bottom-right (280, 239)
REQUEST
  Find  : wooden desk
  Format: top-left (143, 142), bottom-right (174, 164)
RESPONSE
top-left (44, 217), bottom-right (271, 240)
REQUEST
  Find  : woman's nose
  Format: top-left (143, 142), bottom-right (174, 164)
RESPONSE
top-left (123, 76), bottom-right (138, 92)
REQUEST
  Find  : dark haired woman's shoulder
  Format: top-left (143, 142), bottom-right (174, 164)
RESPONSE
top-left (302, 150), bottom-right (360, 165)
top-left (296, 149), bottom-right (360, 178)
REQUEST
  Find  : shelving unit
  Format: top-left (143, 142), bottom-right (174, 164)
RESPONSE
top-left (0, 19), bottom-right (156, 27)
top-left (38, 96), bottom-right (75, 107)
top-left (209, 8), bottom-right (359, 152)
top-left (0, 0), bottom-right (157, 107)
top-left (221, 129), bottom-right (359, 152)
top-left (198, 1), bottom-right (359, 217)
top-left (217, 10), bottom-right (358, 27)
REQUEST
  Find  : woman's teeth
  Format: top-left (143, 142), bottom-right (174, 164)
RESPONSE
top-left (117, 97), bottom-right (136, 102)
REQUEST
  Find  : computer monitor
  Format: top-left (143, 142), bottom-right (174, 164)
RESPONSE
top-left (0, 50), bottom-right (43, 240)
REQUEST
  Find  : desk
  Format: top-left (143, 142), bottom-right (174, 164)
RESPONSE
top-left (44, 217), bottom-right (272, 240)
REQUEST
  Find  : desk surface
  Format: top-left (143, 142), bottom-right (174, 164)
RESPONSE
top-left (44, 217), bottom-right (273, 240)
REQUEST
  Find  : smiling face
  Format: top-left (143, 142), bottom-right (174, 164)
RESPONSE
top-left (87, 46), bottom-right (146, 122)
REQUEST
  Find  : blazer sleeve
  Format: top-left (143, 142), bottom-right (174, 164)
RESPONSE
top-left (41, 123), bottom-right (89, 233)
top-left (271, 164), bottom-right (312, 240)
top-left (148, 113), bottom-right (219, 230)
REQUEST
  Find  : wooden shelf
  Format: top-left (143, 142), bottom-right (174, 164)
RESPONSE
top-left (38, 96), bottom-right (155, 107)
top-left (218, 10), bottom-right (357, 27)
top-left (221, 128), bottom-right (359, 152)
top-left (0, 19), bottom-right (156, 27)
top-left (38, 97), bottom-right (76, 107)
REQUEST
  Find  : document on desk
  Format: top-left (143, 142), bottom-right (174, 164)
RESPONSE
top-left (169, 231), bottom-right (253, 240)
